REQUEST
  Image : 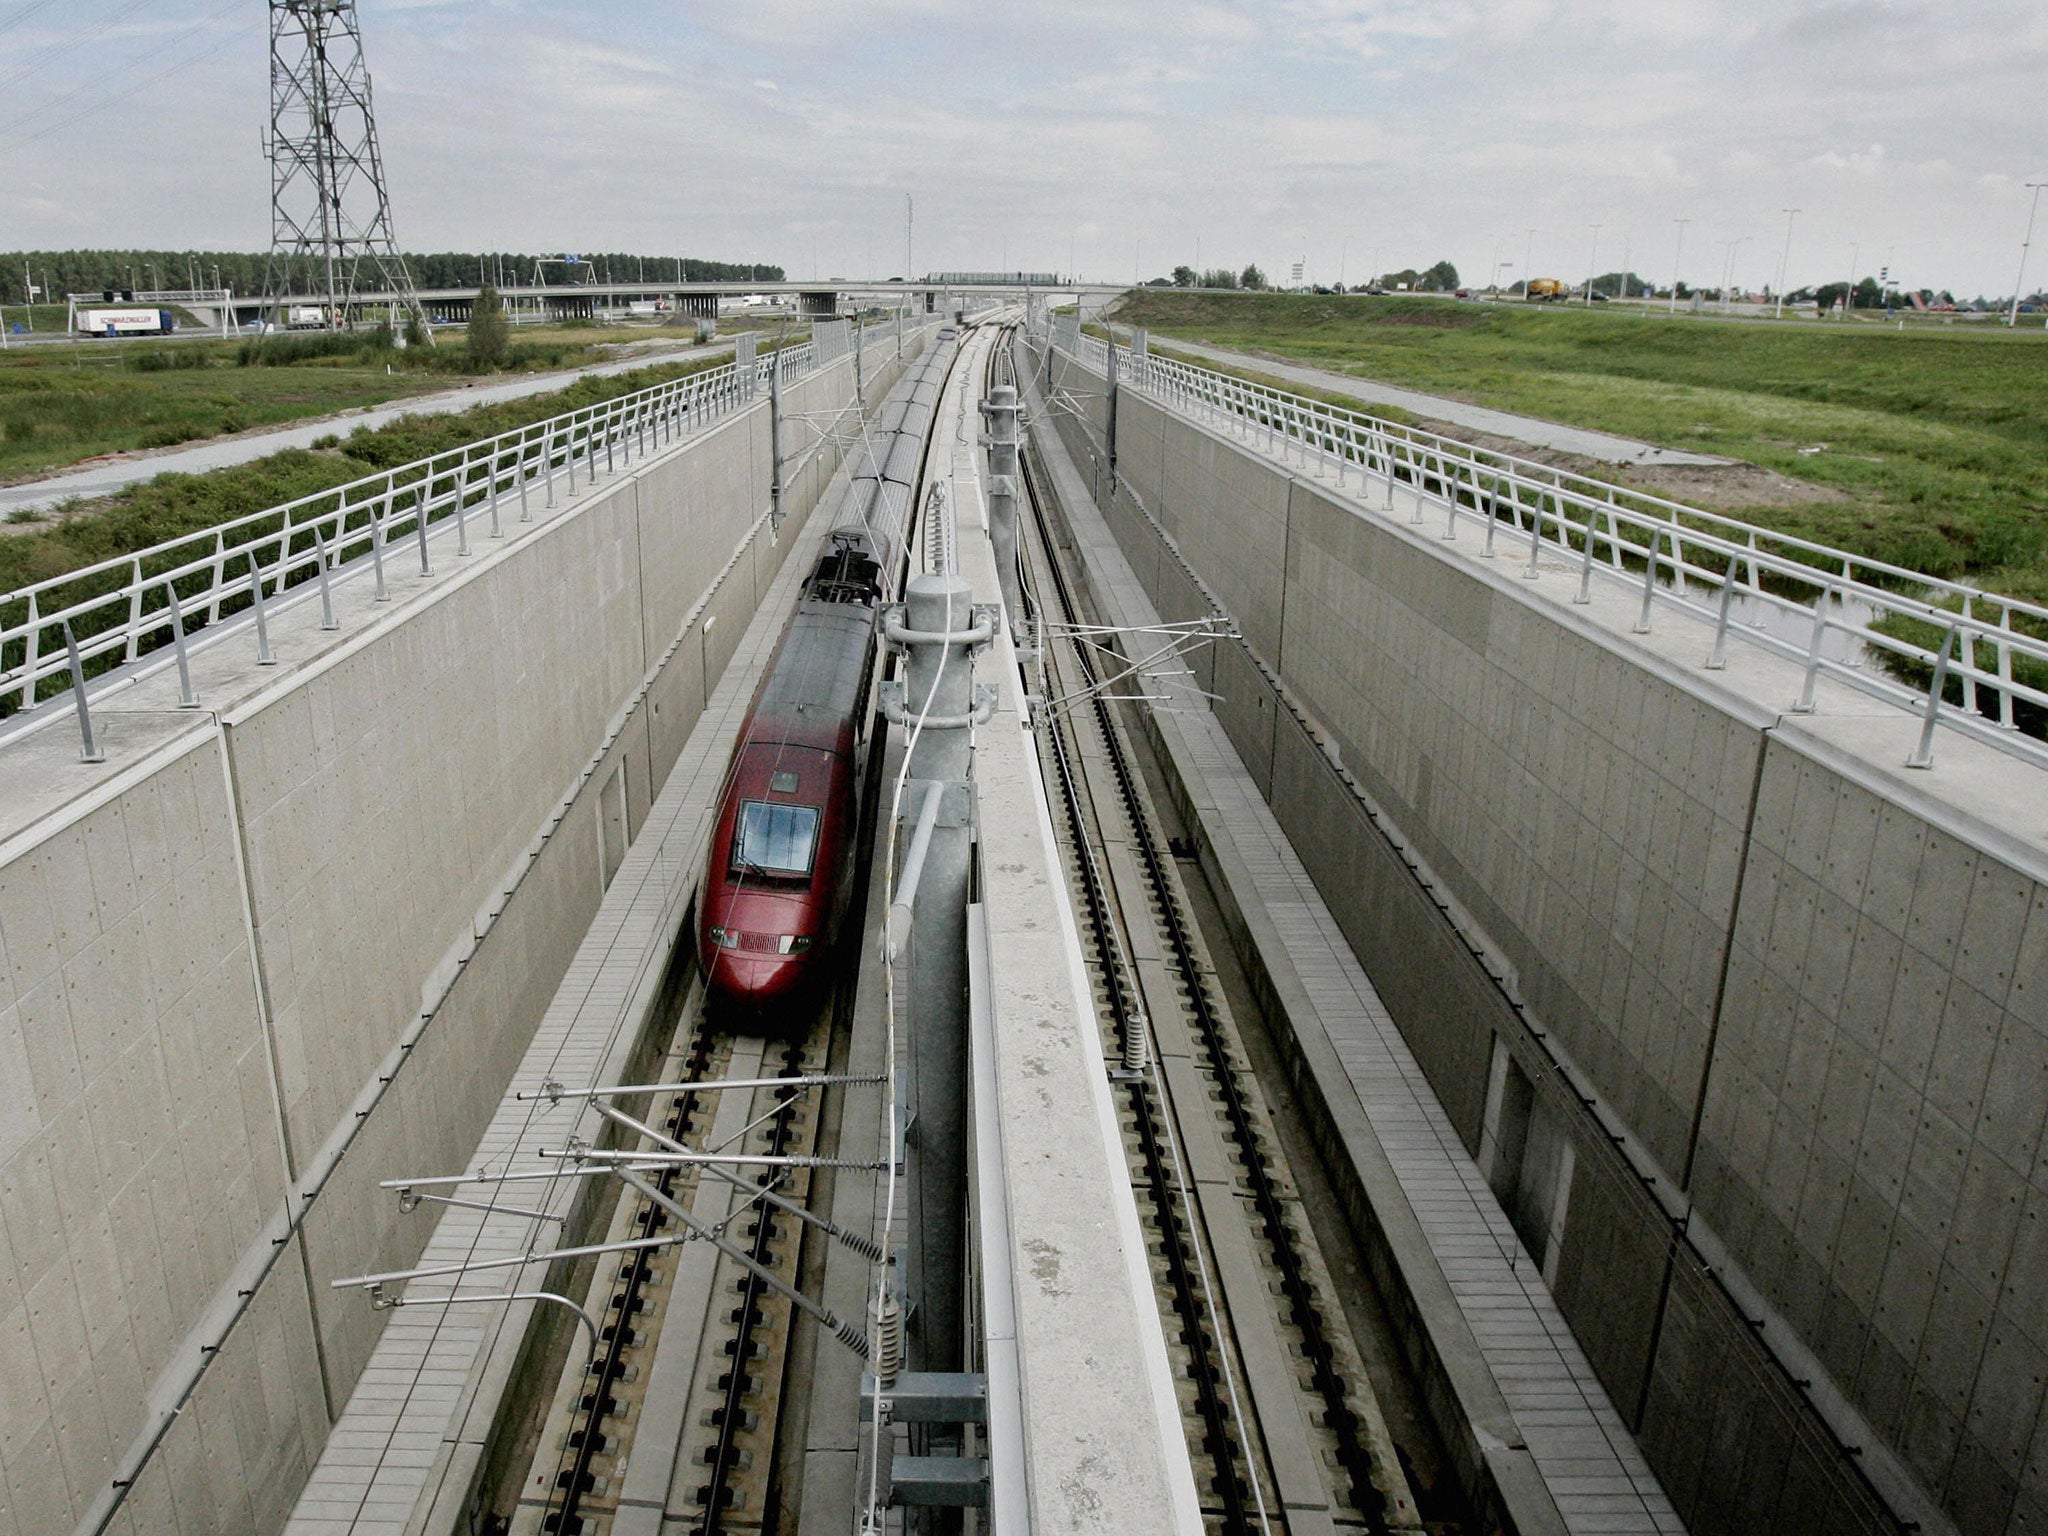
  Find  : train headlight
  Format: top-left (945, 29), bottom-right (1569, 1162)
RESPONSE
top-left (709, 927), bottom-right (741, 949)
top-left (778, 935), bottom-right (811, 955)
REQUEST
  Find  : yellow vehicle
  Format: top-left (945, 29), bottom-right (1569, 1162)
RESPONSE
top-left (1526, 277), bottom-right (1567, 301)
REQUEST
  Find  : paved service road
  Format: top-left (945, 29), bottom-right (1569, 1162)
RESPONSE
top-left (1152, 336), bottom-right (1732, 467)
top-left (0, 340), bottom-right (735, 518)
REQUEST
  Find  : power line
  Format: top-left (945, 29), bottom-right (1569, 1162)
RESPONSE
top-left (0, 0), bottom-right (65, 44)
top-left (0, 0), bottom-right (154, 94)
top-left (0, 0), bottom-right (238, 146)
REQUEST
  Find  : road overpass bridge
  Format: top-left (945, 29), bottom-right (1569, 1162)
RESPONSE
top-left (225, 277), bottom-right (1125, 329)
top-left (3, 304), bottom-right (2041, 1536)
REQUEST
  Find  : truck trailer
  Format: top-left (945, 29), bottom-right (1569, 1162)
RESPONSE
top-left (76, 307), bottom-right (176, 337)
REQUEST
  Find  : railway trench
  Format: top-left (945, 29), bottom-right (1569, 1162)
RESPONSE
top-left (475, 318), bottom-right (1487, 1536)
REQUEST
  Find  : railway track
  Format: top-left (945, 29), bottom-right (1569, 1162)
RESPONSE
top-left (1004, 333), bottom-right (1430, 1536)
top-left (505, 997), bottom-right (848, 1536)
top-left (498, 324), bottom-right (983, 1536)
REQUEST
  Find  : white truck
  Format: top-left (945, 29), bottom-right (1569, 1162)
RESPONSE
top-left (76, 307), bottom-right (175, 337)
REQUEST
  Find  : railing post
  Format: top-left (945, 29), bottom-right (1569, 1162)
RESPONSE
top-left (61, 622), bottom-right (104, 763)
top-left (1999, 609), bottom-right (2017, 730)
top-left (453, 461), bottom-right (471, 556)
top-left (487, 444), bottom-right (503, 538)
top-left (1960, 594), bottom-right (1979, 713)
top-left (1633, 527), bottom-right (1662, 633)
top-left (1792, 589), bottom-right (1832, 713)
top-left (314, 526), bottom-right (339, 630)
top-left (207, 529), bottom-right (227, 625)
top-left (1524, 492), bottom-right (1546, 579)
top-left (1907, 625), bottom-right (1958, 769)
top-left (18, 592), bottom-right (39, 711)
top-left (1706, 555), bottom-right (1739, 669)
top-left (545, 424), bottom-right (558, 507)
top-left (124, 559), bottom-right (145, 662)
top-left (413, 483), bottom-right (434, 576)
top-left (248, 554), bottom-right (276, 665)
top-left (1575, 499), bottom-right (1597, 603)
top-left (372, 500), bottom-right (390, 602)
top-left (164, 582), bottom-right (198, 707)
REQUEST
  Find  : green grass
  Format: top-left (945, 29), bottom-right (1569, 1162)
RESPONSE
top-left (0, 349), bottom-right (737, 708)
top-left (0, 326), bottom-right (693, 483)
top-left (1112, 291), bottom-right (2048, 606)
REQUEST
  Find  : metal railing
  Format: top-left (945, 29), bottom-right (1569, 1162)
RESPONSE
top-left (1, 317), bottom-right (928, 723)
top-left (1048, 321), bottom-right (2048, 772)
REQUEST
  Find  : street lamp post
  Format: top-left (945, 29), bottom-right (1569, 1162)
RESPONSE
top-left (1523, 229), bottom-right (1535, 298)
top-left (1669, 219), bottom-right (1690, 314)
top-left (1842, 242), bottom-right (1860, 319)
top-left (2008, 182), bottom-right (2047, 327)
top-left (1773, 208), bottom-right (1800, 319)
top-left (1584, 224), bottom-right (1601, 303)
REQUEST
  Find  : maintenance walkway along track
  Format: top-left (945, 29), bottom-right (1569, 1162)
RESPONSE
top-left (1003, 332), bottom-right (1443, 1536)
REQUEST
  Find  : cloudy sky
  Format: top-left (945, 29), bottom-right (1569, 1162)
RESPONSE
top-left (2, 0), bottom-right (2044, 298)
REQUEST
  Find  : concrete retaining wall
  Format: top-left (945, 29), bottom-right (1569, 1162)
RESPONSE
top-left (0, 340), bottom-right (913, 1536)
top-left (1038, 340), bottom-right (2048, 1536)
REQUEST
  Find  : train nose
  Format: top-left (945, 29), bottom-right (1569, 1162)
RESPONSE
top-left (706, 948), bottom-right (811, 1008)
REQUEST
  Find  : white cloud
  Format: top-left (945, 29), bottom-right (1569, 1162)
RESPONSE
top-left (0, 0), bottom-right (2038, 296)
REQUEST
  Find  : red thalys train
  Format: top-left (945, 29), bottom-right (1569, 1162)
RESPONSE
top-left (696, 333), bottom-right (957, 1017)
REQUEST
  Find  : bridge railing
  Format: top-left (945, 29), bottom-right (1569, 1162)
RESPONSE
top-left (1049, 324), bottom-right (2048, 772)
top-left (0, 318), bottom-right (931, 723)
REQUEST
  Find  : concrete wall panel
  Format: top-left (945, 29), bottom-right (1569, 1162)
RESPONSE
top-left (0, 733), bottom-right (293, 1535)
top-left (226, 479), bottom-right (649, 1170)
top-left (1691, 730), bottom-right (2048, 1533)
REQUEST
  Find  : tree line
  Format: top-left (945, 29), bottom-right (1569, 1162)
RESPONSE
top-left (1160, 260), bottom-right (1461, 292)
top-left (0, 250), bottom-right (785, 304)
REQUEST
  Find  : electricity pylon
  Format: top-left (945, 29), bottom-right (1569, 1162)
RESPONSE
top-left (261, 0), bottom-right (428, 337)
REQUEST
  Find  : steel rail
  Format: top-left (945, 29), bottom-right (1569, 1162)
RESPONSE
top-left (1017, 330), bottom-right (1395, 1531)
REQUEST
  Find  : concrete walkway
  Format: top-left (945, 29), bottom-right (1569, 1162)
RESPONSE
top-left (0, 339), bottom-right (735, 517)
top-left (1150, 336), bottom-right (1732, 467)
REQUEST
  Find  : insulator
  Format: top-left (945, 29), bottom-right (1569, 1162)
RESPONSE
top-left (870, 1291), bottom-right (902, 1386)
top-left (1123, 1012), bottom-right (1150, 1075)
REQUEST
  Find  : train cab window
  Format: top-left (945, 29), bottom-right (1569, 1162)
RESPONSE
top-left (734, 800), bottom-right (820, 877)
top-left (770, 771), bottom-right (800, 795)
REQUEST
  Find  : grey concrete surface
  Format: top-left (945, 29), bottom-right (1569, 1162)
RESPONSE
top-left (0, 333), bottom-right (902, 1536)
top-left (1148, 336), bottom-right (1733, 466)
top-left (0, 341), bottom-right (732, 517)
top-left (1036, 333), bottom-right (2032, 1536)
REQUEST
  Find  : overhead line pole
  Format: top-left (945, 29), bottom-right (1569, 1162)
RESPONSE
top-left (2008, 181), bottom-right (2047, 327)
top-left (1774, 207), bottom-right (1800, 320)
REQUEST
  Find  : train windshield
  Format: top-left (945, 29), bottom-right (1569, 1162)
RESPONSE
top-left (733, 800), bottom-right (820, 877)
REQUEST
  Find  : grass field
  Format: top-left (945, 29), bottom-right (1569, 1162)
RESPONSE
top-left (1111, 291), bottom-right (2048, 605)
top-left (0, 348), bottom-right (736, 609)
top-left (0, 321), bottom-right (721, 484)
